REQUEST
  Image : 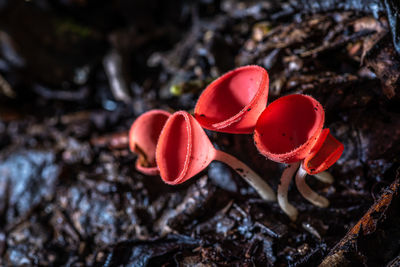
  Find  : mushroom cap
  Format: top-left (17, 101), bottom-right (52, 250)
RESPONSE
top-left (303, 129), bottom-right (344, 174)
top-left (135, 160), bottom-right (160, 176)
top-left (194, 65), bottom-right (269, 134)
top-left (156, 111), bottom-right (216, 185)
top-left (254, 94), bottom-right (324, 163)
top-left (129, 109), bottom-right (171, 174)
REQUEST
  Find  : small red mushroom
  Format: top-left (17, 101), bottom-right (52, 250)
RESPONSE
top-left (303, 128), bottom-right (344, 175)
top-left (156, 111), bottom-right (276, 201)
top-left (129, 109), bottom-right (171, 175)
top-left (194, 65), bottom-right (269, 134)
top-left (254, 94), bottom-right (343, 220)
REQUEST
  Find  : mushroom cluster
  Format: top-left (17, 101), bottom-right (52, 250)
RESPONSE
top-left (128, 65), bottom-right (344, 221)
top-left (254, 94), bottom-right (343, 220)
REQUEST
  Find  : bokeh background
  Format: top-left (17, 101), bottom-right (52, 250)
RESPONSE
top-left (0, 0), bottom-right (399, 266)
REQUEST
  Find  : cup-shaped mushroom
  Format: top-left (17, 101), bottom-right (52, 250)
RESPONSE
top-left (254, 94), bottom-right (325, 163)
top-left (156, 111), bottom-right (216, 185)
top-left (156, 111), bottom-right (276, 201)
top-left (194, 65), bottom-right (269, 134)
top-left (303, 129), bottom-right (344, 175)
top-left (129, 109), bottom-right (171, 175)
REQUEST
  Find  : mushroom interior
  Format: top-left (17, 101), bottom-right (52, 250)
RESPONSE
top-left (129, 110), bottom-right (170, 165)
top-left (157, 113), bottom-right (190, 184)
top-left (196, 66), bottom-right (265, 124)
top-left (305, 130), bottom-right (344, 174)
top-left (256, 95), bottom-right (323, 155)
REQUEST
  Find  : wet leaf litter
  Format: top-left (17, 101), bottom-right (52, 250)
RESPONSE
top-left (0, 0), bottom-right (400, 266)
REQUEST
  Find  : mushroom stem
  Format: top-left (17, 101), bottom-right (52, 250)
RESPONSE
top-left (214, 150), bottom-right (276, 202)
top-left (313, 171), bottom-right (334, 184)
top-left (295, 165), bottom-right (329, 208)
top-left (278, 162), bottom-right (300, 221)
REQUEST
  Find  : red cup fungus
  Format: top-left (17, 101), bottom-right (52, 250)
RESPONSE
top-left (194, 65), bottom-right (269, 134)
top-left (156, 111), bottom-right (276, 202)
top-left (254, 94), bottom-right (343, 220)
top-left (128, 65), bottom-right (345, 221)
top-left (129, 109), bottom-right (171, 175)
top-left (303, 128), bottom-right (344, 175)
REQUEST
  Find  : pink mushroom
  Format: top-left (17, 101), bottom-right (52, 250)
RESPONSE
top-left (129, 109), bottom-right (171, 175)
top-left (156, 111), bottom-right (276, 201)
top-left (194, 65), bottom-right (269, 134)
top-left (254, 94), bottom-right (343, 220)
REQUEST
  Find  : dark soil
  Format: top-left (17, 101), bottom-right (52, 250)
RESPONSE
top-left (0, 0), bottom-right (399, 266)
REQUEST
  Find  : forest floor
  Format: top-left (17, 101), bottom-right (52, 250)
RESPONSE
top-left (0, 0), bottom-right (399, 266)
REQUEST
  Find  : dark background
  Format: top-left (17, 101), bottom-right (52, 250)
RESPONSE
top-left (0, 0), bottom-right (399, 266)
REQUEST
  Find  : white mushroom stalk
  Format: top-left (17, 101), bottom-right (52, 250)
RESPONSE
top-left (278, 162), bottom-right (300, 221)
top-left (214, 150), bottom-right (276, 202)
top-left (277, 161), bottom-right (334, 220)
top-left (295, 165), bottom-right (330, 208)
top-left (313, 171), bottom-right (334, 184)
